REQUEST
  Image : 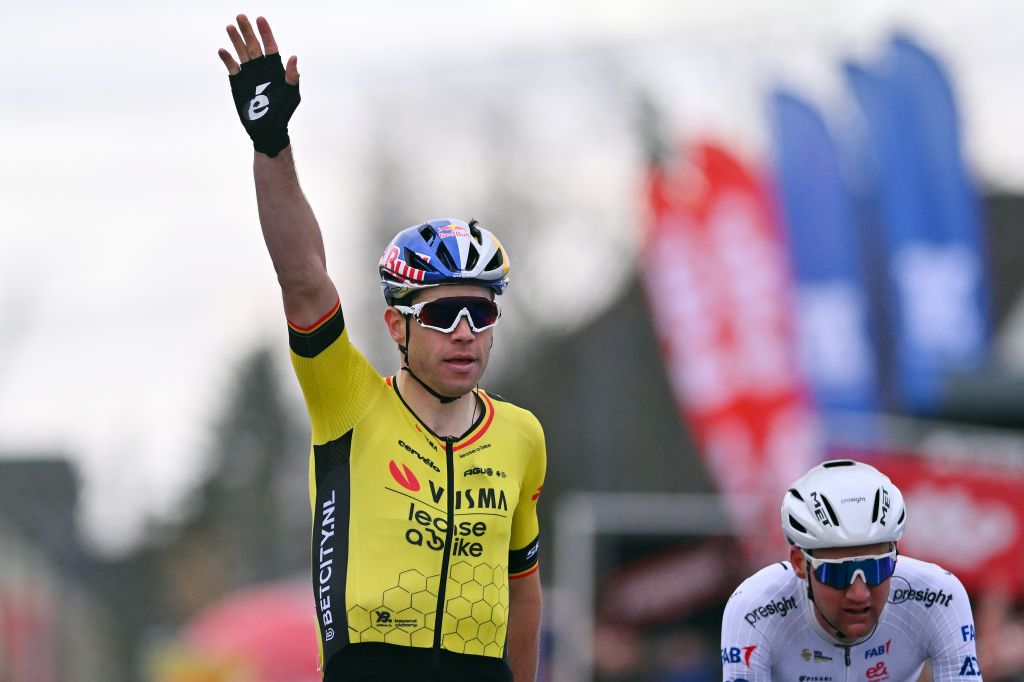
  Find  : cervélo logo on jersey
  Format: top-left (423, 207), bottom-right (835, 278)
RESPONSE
top-left (397, 439), bottom-right (440, 473)
top-left (744, 594), bottom-right (797, 625)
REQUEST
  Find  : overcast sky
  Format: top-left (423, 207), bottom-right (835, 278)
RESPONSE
top-left (4, 0), bottom-right (1024, 554)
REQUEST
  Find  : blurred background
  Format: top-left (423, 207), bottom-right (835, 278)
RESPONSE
top-left (4, 0), bottom-right (1024, 680)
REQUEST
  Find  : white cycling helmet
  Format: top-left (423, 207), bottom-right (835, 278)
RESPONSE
top-left (781, 459), bottom-right (906, 550)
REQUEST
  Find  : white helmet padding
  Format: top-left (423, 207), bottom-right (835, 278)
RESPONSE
top-left (781, 459), bottom-right (906, 550)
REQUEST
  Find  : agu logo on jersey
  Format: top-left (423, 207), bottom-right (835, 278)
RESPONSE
top-left (721, 645), bottom-right (757, 666)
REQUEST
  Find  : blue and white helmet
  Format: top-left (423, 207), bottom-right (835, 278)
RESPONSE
top-left (378, 219), bottom-right (510, 305)
top-left (781, 460), bottom-right (907, 550)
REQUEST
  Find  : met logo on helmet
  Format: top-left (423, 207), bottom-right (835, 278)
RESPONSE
top-left (878, 488), bottom-right (891, 524)
top-left (810, 492), bottom-right (832, 527)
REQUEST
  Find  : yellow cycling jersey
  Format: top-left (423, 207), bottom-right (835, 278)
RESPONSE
top-left (288, 301), bottom-right (546, 671)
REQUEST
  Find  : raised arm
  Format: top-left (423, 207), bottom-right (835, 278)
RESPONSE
top-left (218, 15), bottom-right (338, 327)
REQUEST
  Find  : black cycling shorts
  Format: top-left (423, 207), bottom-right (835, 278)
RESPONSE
top-left (324, 642), bottom-right (513, 682)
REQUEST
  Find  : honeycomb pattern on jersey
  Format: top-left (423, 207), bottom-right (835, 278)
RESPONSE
top-left (346, 562), bottom-right (509, 656)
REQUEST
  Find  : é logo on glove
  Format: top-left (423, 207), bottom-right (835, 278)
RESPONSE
top-left (248, 82), bottom-right (272, 121)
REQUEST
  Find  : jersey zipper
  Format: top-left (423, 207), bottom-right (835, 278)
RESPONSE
top-left (431, 437), bottom-right (457, 674)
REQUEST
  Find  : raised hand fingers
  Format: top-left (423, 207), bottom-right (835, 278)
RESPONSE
top-left (285, 56), bottom-right (300, 86)
top-left (225, 23), bottom-right (250, 64)
top-left (218, 47), bottom-right (241, 75)
top-left (256, 16), bottom-right (279, 55)
top-left (236, 15), bottom-right (264, 60)
top-left (219, 14), bottom-right (296, 78)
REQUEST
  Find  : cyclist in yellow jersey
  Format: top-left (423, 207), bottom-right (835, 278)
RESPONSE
top-left (217, 15), bottom-right (546, 682)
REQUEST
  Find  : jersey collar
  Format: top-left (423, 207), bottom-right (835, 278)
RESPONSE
top-left (387, 376), bottom-right (494, 450)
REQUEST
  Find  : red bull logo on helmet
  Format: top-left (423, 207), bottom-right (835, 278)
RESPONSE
top-left (380, 245), bottom-right (426, 282)
top-left (436, 223), bottom-right (470, 239)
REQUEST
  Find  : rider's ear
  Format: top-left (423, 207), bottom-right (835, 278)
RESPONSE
top-left (384, 307), bottom-right (406, 345)
top-left (790, 545), bottom-right (807, 579)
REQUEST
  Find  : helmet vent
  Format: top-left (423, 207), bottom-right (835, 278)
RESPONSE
top-left (871, 489), bottom-right (881, 522)
top-left (465, 244), bottom-right (480, 271)
top-left (484, 250), bottom-right (504, 272)
top-left (820, 495), bottom-right (840, 527)
top-left (788, 515), bottom-right (808, 534)
top-left (823, 460), bottom-right (855, 469)
top-left (468, 218), bottom-right (483, 243)
top-left (788, 488), bottom-right (804, 502)
top-left (434, 242), bottom-right (458, 271)
top-left (405, 249), bottom-right (435, 272)
top-left (897, 509), bottom-right (906, 525)
top-left (419, 224), bottom-right (437, 243)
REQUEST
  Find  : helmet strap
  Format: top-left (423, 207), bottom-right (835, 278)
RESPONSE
top-left (400, 315), bottom-right (461, 404)
top-left (805, 575), bottom-right (848, 640)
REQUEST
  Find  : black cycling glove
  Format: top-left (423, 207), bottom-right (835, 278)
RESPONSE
top-left (228, 54), bottom-right (300, 157)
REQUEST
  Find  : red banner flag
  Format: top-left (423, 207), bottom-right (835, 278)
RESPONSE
top-left (852, 452), bottom-right (1024, 596)
top-left (642, 142), bottom-right (822, 562)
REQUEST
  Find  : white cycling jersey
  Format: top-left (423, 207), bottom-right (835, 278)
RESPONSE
top-left (721, 556), bottom-right (982, 681)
